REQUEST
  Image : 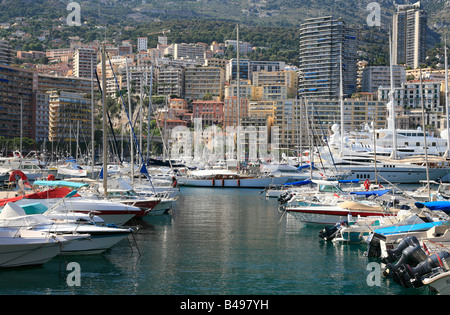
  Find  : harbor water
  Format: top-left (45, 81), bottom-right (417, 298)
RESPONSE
top-left (0, 187), bottom-right (431, 296)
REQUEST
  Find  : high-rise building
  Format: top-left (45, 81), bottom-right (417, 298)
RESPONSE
top-left (137, 37), bottom-right (148, 52)
top-left (0, 39), bottom-right (13, 65)
top-left (298, 16), bottom-right (357, 99)
top-left (73, 48), bottom-right (96, 78)
top-left (0, 65), bottom-right (38, 140)
top-left (48, 91), bottom-right (91, 142)
top-left (393, 1), bottom-right (427, 69)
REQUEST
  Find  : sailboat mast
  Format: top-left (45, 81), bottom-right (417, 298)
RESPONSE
top-left (91, 56), bottom-right (95, 178)
top-left (389, 32), bottom-right (398, 159)
top-left (102, 44), bottom-right (108, 196)
top-left (445, 35), bottom-right (449, 157)
top-left (126, 58), bottom-right (134, 185)
top-left (339, 44), bottom-right (344, 157)
top-left (419, 68), bottom-right (430, 201)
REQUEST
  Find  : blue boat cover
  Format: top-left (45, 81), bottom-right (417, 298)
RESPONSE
top-left (298, 163), bottom-right (314, 170)
top-left (339, 179), bottom-right (359, 183)
top-left (415, 201), bottom-right (450, 213)
top-left (283, 179), bottom-right (312, 186)
top-left (374, 221), bottom-right (444, 235)
top-left (33, 180), bottom-right (89, 189)
top-left (350, 189), bottom-right (390, 197)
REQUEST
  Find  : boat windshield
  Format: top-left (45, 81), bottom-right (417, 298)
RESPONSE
top-left (319, 185), bottom-right (343, 193)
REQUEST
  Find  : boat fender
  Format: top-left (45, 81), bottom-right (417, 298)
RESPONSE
top-left (392, 251), bottom-right (450, 288)
top-left (212, 179), bottom-right (215, 187)
top-left (237, 179), bottom-right (240, 187)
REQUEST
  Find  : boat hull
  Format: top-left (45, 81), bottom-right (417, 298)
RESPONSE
top-left (285, 206), bottom-right (393, 226)
top-left (178, 176), bottom-right (293, 188)
top-left (35, 226), bottom-right (132, 255)
top-left (423, 271), bottom-right (450, 295)
top-left (0, 238), bottom-right (62, 267)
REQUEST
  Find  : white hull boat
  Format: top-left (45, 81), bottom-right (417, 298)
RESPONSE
top-left (0, 229), bottom-right (71, 267)
top-left (285, 200), bottom-right (396, 226)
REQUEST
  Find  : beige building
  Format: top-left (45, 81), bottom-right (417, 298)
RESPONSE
top-left (184, 66), bottom-right (224, 101)
top-left (48, 91), bottom-right (91, 142)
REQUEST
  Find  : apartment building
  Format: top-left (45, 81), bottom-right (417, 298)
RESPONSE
top-left (393, 1), bottom-right (427, 69)
top-left (224, 80), bottom-right (253, 99)
top-left (298, 16), bottom-right (358, 99)
top-left (73, 48), bottom-right (97, 78)
top-left (48, 91), bottom-right (91, 142)
top-left (361, 65), bottom-right (406, 93)
top-left (224, 40), bottom-right (253, 54)
top-left (378, 79), bottom-right (443, 131)
top-left (156, 66), bottom-right (185, 97)
top-left (192, 100), bottom-right (224, 127)
top-left (223, 96), bottom-right (249, 127)
top-left (252, 70), bottom-right (298, 100)
top-left (137, 37), bottom-right (148, 52)
top-left (0, 40), bottom-right (13, 65)
top-left (173, 43), bottom-right (207, 63)
top-left (184, 66), bottom-right (225, 101)
top-left (0, 64), bottom-right (37, 140)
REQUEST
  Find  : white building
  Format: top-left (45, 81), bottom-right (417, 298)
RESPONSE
top-left (137, 37), bottom-right (148, 52)
top-left (361, 65), bottom-right (406, 93)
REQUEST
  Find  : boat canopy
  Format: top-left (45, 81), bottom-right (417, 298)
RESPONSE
top-left (283, 179), bottom-right (312, 186)
top-left (338, 179), bottom-right (359, 184)
top-left (298, 163), bottom-right (314, 170)
top-left (350, 189), bottom-right (391, 197)
top-left (33, 180), bottom-right (89, 189)
top-left (415, 201), bottom-right (450, 213)
top-left (374, 221), bottom-right (444, 235)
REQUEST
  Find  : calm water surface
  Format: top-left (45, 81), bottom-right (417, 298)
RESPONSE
top-left (0, 187), bottom-right (431, 295)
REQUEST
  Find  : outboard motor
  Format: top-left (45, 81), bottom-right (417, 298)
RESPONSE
top-left (382, 236), bottom-right (422, 264)
top-left (319, 220), bottom-right (348, 241)
top-left (366, 233), bottom-right (386, 258)
top-left (384, 244), bottom-right (427, 278)
top-left (393, 251), bottom-right (450, 288)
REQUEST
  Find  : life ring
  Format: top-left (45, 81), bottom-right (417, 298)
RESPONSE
top-left (47, 174), bottom-right (56, 181)
top-left (364, 179), bottom-right (371, 191)
top-left (8, 170), bottom-right (28, 182)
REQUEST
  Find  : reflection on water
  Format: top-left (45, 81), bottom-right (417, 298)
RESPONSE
top-left (0, 187), bottom-right (432, 295)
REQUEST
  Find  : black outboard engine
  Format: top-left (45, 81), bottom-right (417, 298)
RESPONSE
top-left (319, 220), bottom-right (348, 241)
top-left (382, 236), bottom-right (422, 264)
top-left (366, 233), bottom-right (386, 258)
top-left (278, 192), bottom-right (294, 204)
top-left (393, 251), bottom-right (450, 288)
top-left (384, 243), bottom-right (427, 278)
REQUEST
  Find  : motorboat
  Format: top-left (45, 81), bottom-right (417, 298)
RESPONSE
top-left (0, 228), bottom-right (76, 268)
top-left (0, 202), bottom-right (133, 255)
top-left (0, 181), bottom-right (143, 225)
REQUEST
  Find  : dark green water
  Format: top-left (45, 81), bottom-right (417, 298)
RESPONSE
top-left (0, 187), bottom-right (431, 295)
